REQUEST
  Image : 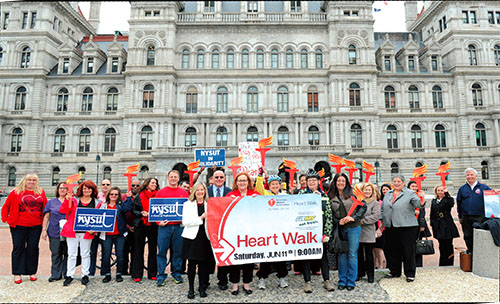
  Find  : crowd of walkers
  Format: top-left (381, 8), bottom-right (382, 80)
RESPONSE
top-left (1, 166), bottom-right (489, 298)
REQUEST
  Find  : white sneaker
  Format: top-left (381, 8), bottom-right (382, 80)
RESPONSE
top-left (258, 278), bottom-right (266, 289)
top-left (279, 277), bottom-right (288, 288)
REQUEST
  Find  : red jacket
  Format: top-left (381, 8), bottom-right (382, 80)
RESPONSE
top-left (59, 198), bottom-right (94, 239)
top-left (226, 189), bottom-right (260, 197)
top-left (1, 190), bottom-right (47, 227)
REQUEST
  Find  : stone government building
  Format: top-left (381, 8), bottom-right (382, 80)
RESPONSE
top-left (0, 1), bottom-right (499, 193)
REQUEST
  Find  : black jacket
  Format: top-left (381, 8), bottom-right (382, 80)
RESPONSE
top-left (418, 206), bottom-right (432, 238)
top-left (430, 194), bottom-right (459, 239)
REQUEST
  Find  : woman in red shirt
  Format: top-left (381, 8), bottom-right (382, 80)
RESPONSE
top-left (225, 172), bottom-right (260, 296)
top-left (1, 172), bottom-right (47, 284)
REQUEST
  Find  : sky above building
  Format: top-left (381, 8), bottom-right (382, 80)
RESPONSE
top-left (79, 1), bottom-right (424, 35)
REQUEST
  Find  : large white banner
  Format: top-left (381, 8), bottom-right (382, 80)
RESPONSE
top-left (206, 194), bottom-right (323, 266)
top-left (237, 142), bottom-right (261, 178)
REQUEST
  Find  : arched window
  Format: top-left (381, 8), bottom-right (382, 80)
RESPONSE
top-left (434, 124), bottom-right (446, 148)
top-left (57, 88), bottom-right (69, 112)
top-left (226, 49), bottom-right (234, 69)
top-left (247, 86), bottom-right (258, 113)
top-left (411, 125), bottom-right (422, 149)
top-left (51, 167), bottom-right (60, 186)
top-left (278, 126), bottom-right (289, 146)
top-left (475, 123), bottom-right (487, 146)
top-left (271, 49), bottom-right (279, 69)
top-left (197, 49), bottom-right (205, 69)
top-left (104, 128), bottom-right (116, 152)
top-left (140, 165), bottom-right (149, 179)
top-left (103, 166), bottom-right (112, 181)
top-left (408, 85), bottom-right (419, 109)
top-left (78, 167), bottom-right (86, 181)
top-left (8, 167), bottom-right (16, 186)
top-left (301, 49), bottom-right (308, 68)
top-left (432, 85), bottom-right (443, 109)
top-left (472, 83), bottom-right (483, 107)
top-left (256, 49), bottom-right (264, 68)
top-left (82, 87), bottom-right (93, 112)
top-left (185, 127), bottom-right (197, 147)
top-left (286, 49), bottom-right (293, 68)
top-left (143, 84), bottom-right (155, 108)
top-left (390, 163), bottom-right (399, 175)
top-left (211, 49), bottom-right (219, 69)
top-left (494, 45), bottom-right (500, 66)
top-left (146, 45), bottom-right (155, 66)
top-left (241, 49), bottom-right (249, 68)
top-left (348, 45), bottom-right (357, 65)
top-left (216, 126), bottom-right (228, 147)
top-left (0, 47), bottom-right (3, 66)
top-left (54, 128), bottom-right (66, 152)
top-left (481, 161), bottom-right (489, 179)
top-left (182, 49), bottom-right (190, 69)
top-left (386, 125), bottom-right (398, 149)
top-left (307, 86), bottom-right (319, 112)
top-left (20, 46), bottom-right (31, 68)
top-left (468, 44), bottom-right (477, 65)
top-left (140, 126), bottom-right (153, 150)
top-left (350, 124), bottom-right (362, 148)
top-left (247, 126), bottom-right (258, 142)
top-left (308, 126), bottom-right (319, 146)
top-left (10, 128), bottom-right (23, 152)
top-left (349, 83), bottom-right (361, 106)
top-left (277, 86), bottom-right (289, 112)
top-left (216, 86), bottom-right (228, 113)
top-left (106, 87), bottom-right (118, 111)
top-left (415, 161), bottom-right (423, 168)
top-left (384, 85), bottom-right (396, 109)
top-left (186, 87), bottom-right (197, 113)
top-left (79, 128), bottom-right (91, 152)
top-left (15, 87), bottom-right (27, 110)
top-left (315, 49), bottom-right (323, 68)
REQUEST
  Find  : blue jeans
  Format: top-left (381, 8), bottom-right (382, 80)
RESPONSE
top-left (338, 226), bottom-right (361, 287)
top-left (157, 224), bottom-right (184, 280)
top-left (101, 234), bottom-right (125, 276)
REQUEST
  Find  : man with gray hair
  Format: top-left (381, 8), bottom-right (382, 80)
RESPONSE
top-left (456, 168), bottom-right (491, 253)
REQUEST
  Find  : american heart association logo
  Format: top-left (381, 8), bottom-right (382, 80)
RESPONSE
top-left (268, 198), bottom-right (276, 207)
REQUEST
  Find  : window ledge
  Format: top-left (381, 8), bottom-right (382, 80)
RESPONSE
top-left (474, 106), bottom-right (485, 110)
top-left (51, 152), bottom-right (63, 157)
top-left (434, 108), bottom-right (446, 112)
top-left (479, 147), bottom-right (490, 151)
top-left (351, 148), bottom-right (364, 152)
top-left (386, 108), bottom-right (398, 112)
top-left (79, 111), bottom-right (91, 115)
top-left (7, 152), bottom-right (19, 156)
top-left (54, 111), bottom-right (66, 115)
top-left (76, 152), bottom-right (88, 157)
top-left (11, 111), bottom-right (23, 115)
top-left (102, 152), bottom-right (114, 156)
top-left (105, 111), bottom-right (117, 115)
top-left (413, 148), bottom-right (425, 152)
top-left (139, 151), bottom-right (152, 155)
top-left (410, 108), bottom-right (422, 112)
top-left (141, 108), bottom-right (154, 112)
top-left (437, 148), bottom-right (449, 152)
top-left (388, 148), bottom-right (400, 153)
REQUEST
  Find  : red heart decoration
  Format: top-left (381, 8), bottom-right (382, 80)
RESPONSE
top-left (268, 199), bottom-right (276, 207)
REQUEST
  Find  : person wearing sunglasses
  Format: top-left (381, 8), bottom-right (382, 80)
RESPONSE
top-left (96, 187), bottom-right (128, 283)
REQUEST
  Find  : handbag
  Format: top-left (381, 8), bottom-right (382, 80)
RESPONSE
top-left (328, 225), bottom-right (348, 254)
top-left (416, 231), bottom-right (435, 255)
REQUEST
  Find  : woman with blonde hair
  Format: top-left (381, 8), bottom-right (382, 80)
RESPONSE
top-left (182, 182), bottom-right (214, 299)
top-left (357, 183), bottom-right (380, 283)
top-left (1, 172), bottom-right (47, 284)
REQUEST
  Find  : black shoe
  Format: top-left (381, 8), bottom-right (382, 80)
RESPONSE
top-left (243, 287), bottom-right (253, 295)
top-left (385, 273), bottom-right (400, 279)
top-left (187, 290), bottom-right (195, 299)
top-left (367, 276), bottom-right (374, 283)
top-left (81, 275), bottom-right (89, 285)
top-left (406, 277), bottom-right (415, 282)
top-left (231, 287), bottom-right (239, 295)
top-left (338, 285), bottom-right (346, 290)
top-left (48, 277), bottom-right (62, 282)
top-left (218, 284), bottom-right (228, 291)
top-left (63, 277), bottom-right (73, 286)
top-left (199, 290), bottom-right (207, 298)
top-left (102, 275), bottom-right (111, 283)
top-left (346, 286), bottom-right (355, 291)
top-left (116, 274), bottom-right (123, 282)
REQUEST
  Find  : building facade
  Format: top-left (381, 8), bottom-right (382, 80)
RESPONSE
top-left (0, 1), bottom-right (499, 194)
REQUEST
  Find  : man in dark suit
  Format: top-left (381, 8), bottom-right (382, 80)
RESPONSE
top-left (208, 169), bottom-right (232, 290)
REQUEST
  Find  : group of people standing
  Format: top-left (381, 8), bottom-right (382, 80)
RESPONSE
top-left (0, 166), bottom-right (490, 298)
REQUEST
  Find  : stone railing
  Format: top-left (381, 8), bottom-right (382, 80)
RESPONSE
top-left (177, 12), bottom-right (327, 23)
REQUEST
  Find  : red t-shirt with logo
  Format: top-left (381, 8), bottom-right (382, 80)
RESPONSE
top-left (106, 204), bottom-right (119, 235)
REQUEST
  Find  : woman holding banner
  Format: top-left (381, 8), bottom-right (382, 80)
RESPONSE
top-left (182, 183), bottom-right (214, 299)
top-left (299, 169), bottom-right (334, 293)
top-left (97, 187), bottom-right (128, 283)
top-left (329, 173), bottom-right (366, 291)
top-left (1, 172), bottom-right (47, 284)
top-left (131, 177), bottom-right (159, 282)
top-left (255, 173), bottom-right (289, 289)
top-left (381, 175), bottom-right (423, 283)
top-left (59, 180), bottom-right (99, 286)
top-left (226, 172), bottom-right (260, 295)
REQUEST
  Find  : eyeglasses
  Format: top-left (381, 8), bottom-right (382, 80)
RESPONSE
top-left (237, 179), bottom-right (248, 183)
top-left (131, 185), bottom-right (140, 187)
top-left (214, 176), bottom-right (225, 179)
top-left (109, 193), bottom-right (119, 196)
top-left (101, 183), bottom-right (110, 186)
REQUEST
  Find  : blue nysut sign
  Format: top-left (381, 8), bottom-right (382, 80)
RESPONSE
top-left (148, 198), bottom-right (188, 222)
top-left (195, 148), bottom-right (225, 167)
top-left (73, 208), bottom-right (116, 232)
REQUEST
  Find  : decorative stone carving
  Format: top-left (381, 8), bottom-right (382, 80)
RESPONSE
top-left (136, 31), bottom-right (144, 38)
top-left (338, 30), bottom-right (345, 38)
top-left (159, 30), bottom-right (166, 38)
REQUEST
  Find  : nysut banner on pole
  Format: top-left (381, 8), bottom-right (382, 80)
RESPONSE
top-left (206, 194), bottom-right (323, 266)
